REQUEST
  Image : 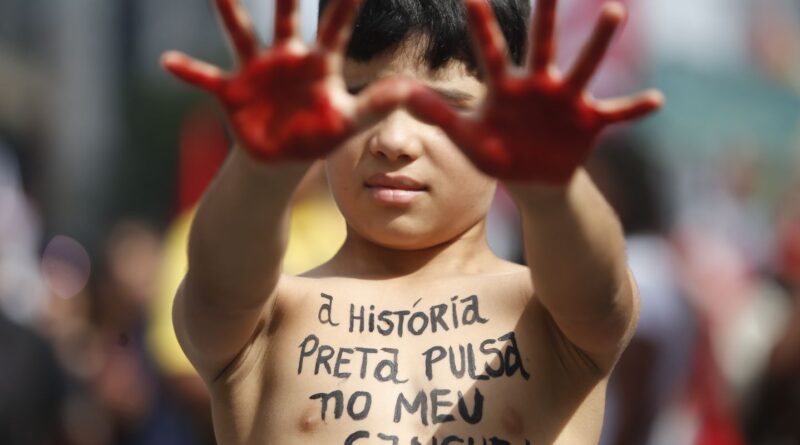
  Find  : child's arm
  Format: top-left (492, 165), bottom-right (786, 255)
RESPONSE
top-left (161, 0), bottom-right (410, 383)
top-left (509, 170), bottom-right (636, 374)
top-left (406, 0), bottom-right (663, 373)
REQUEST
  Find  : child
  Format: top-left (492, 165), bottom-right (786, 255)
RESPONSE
top-left (161, 0), bottom-right (663, 443)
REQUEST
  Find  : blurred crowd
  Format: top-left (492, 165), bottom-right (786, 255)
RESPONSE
top-left (1, 0), bottom-right (800, 444)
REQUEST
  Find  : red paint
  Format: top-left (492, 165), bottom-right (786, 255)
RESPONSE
top-left (466, 0), bottom-right (508, 82)
top-left (220, 47), bottom-right (352, 160)
top-left (407, 0), bottom-right (662, 184)
top-left (215, 0), bottom-right (257, 62)
top-left (564, 3), bottom-right (627, 91)
top-left (164, 0), bottom-right (661, 176)
top-left (162, 0), bottom-right (403, 162)
top-left (162, 52), bottom-right (226, 93)
top-left (274, 0), bottom-right (299, 43)
top-left (530, 0), bottom-right (557, 73)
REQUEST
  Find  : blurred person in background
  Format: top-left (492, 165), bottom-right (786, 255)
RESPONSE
top-left (0, 138), bottom-right (48, 328)
top-left (146, 105), bottom-right (230, 445)
top-left (0, 141), bottom-right (70, 445)
top-left (670, 147), bottom-right (789, 445)
top-left (744, 139), bottom-right (800, 444)
top-left (37, 237), bottom-right (105, 445)
top-left (0, 309), bottom-right (70, 445)
top-left (85, 221), bottom-right (204, 445)
top-left (589, 135), bottom-right (699, 445)
top-left (0, 137), bottom-right (71, 445)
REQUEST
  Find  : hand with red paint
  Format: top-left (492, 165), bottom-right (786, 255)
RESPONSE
top-left (407, 0), bottom-right (663, 185)
top-left (161, 0), bottom-right (407, 161)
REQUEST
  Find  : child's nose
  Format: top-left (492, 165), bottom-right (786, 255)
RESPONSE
top-left (367, 110), bottom-right (423, 162)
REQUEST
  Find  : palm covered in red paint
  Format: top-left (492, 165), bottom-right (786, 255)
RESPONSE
top-left (162, 0), bottom-right (407, 161)
top-left (408, 0), bottom-right (663, 184)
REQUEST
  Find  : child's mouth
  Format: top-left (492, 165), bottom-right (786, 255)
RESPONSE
top-left (365, 173), bottom-right (428, 205)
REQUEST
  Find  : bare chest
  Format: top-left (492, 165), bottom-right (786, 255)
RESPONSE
top-left (258, 281), bottom-right (545, 444)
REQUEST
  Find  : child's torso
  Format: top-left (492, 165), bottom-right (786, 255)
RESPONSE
top-left (209, 270), bottom-right (609, 445)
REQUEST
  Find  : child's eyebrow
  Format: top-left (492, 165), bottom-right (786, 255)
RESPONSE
top-left (346, 84), bottom-right (475, 103)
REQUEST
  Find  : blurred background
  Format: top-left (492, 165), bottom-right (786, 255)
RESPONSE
top-left (1, 0), bottom-right (799, 444)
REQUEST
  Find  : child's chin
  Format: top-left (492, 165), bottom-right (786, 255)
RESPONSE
top-left (361, 226), bottom-right (447, 251)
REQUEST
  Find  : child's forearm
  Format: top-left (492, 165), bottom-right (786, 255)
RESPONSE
top-left (186, 148), bottom-right (313, 310)
top-left (508, 169), bottom-right (636, 367)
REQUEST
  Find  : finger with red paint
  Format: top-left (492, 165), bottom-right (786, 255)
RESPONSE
top-left (161, 0), bottom-right (413, 162)
top-left (274, 0), bottom-right (301, 45)
top-left (465, 0), bottom-right (510, 84)
top-left (529, 0), bottom-right (557, 76)
top-left (216, 0), bottom-right (260, 64)
top-left (406, 0), bottom-right (664, 185)
top-left (564, 2), bottom-right (624, 92)
top-left (161, 51), bottom-right (227, 95)
top-left (595, 90), bottom-right (664, 124)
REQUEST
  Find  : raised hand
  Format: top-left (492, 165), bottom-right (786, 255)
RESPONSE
top-left (407, 0), bottom-right (663, 184)
top-left (161, 0), bottom-right (409, 161)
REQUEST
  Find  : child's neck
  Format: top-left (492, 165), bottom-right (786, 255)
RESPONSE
top-left (326, 220), bottom-right (499, 280)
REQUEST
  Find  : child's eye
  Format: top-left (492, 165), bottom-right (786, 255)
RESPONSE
top-left (447, 98), bottom-right (475, 111)
top-left (439, 95), bottom-right (476, 112)
top-left (432, 88), bottom-right (477, 112)
top-left (347, 84), bottom-right (368, 95)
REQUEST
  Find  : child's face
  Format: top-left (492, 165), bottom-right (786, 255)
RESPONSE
top-left (326, 39), bottom-right (497, 250)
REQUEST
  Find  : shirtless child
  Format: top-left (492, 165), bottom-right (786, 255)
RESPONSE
top-left (161, 0), bottom-right (663, 443)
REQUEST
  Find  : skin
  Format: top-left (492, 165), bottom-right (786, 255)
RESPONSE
top-left (162, 0), bottom-right (662, 444)
top-left (327, 41), bottom-right (496, 254)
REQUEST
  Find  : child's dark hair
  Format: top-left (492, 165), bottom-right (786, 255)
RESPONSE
top-left (319, 0), bottom-right (531, 71)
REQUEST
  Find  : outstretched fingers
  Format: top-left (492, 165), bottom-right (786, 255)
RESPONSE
top-left (317, 0), bottom-right (362, 54)
top-left (465, 0), bottom-right (510, 84)
top-left (529, 0), bottom-right (558, 75)
top-left (596, 89), bottom-right (664, 124)
top-left (565, 2), bottom-right (626, 92)
top-left (161, 51), bottom-right (227, 94)
top-left (215, 0), bottom-right (259, 63)
top-left (274, 0), bottom-right (300, 44)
